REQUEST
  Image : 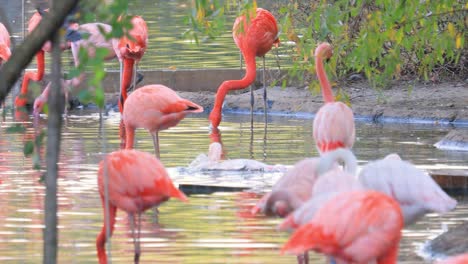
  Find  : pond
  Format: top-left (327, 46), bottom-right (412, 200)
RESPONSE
top-left (0, 109), bottom-right (467, 263)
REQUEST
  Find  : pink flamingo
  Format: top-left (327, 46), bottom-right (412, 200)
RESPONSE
top-left (96, 149), bottom-right (188, 264)
top-left (436, 254), bottom-right (468, 264)
top-left (15, 10), bottom-right (52, 108)
top-left (209, 8), bottom-right (279, 128)
top-left (358, 153), bottom-right (457, 226)
top-left (0, 22), bottom-right (11, 66)
top-left (122, 84), bottom-right (204, 158)
top-left (281, 190), bottom-right (404, 264)
top-left (312, 42), bottom-right (355, 154)
top-left (114, 15), bottom-right (148, 113)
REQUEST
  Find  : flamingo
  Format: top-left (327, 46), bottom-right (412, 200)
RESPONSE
top-left (0, 22), bottom-right (11, 66)
top-left (209, 8), bottom-right (279, 128)
top-left (32, 22), bottom-right (116, 116)
top-left (122, 84), bottom-right (204, 159)
top-left (436, 254), bottom-right (468, 264)
top-left (312, 42), bottom-right (355, 154)
top-left (114, 15), bottom-right (148, 113)
top-left (358, 153), bottom-right (457, 226)
top-left (15, 9), bottom-right (52, 108)
top-left (96, 149), bottom-right (188, 264)
top-left (281, 190), bottom-right (404, 264)
top-left (279, 148), bottom-right (363, 231)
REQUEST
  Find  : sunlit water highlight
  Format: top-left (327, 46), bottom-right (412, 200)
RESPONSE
top-left (0, 110), bottom-right (467, 263)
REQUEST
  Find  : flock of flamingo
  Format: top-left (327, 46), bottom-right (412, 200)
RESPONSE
top-left (0, 5), bottom-right (465, 264)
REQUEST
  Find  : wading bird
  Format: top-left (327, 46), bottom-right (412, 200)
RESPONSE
top-left (15, 9), bottom-right (52, 108)
top-left (0, 22), bottom-right (11, 66)
top-left (96, 149), bottom-right (188, 264)
top-left (358, 153), bottom-right (457, 226)
top-left (209, 8), bottom-right (279, 128)
top-left (312, 42), bottom-right (355, 154)
top-left (122, 84), bottom-right (204, 158)
top-left (281, 190), bottom-right (403, 264)
top-left (115, 15), bottom-right (148, 113)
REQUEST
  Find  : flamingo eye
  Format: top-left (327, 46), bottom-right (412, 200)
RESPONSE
top-left (126, 44), bottom-right (130, 48)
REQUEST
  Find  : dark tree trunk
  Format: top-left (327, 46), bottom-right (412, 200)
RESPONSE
top-left (42, 1), bottom-right (78, 263)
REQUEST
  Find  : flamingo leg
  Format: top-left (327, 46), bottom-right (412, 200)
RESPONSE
top-left (129, 213), bottom-right (141, 264)
top-left (152, 207), bottom-right (159, 224)
top-left (263, 56), bottom-right (267, 126)
top-left (151, 132), bottom-right (160, 160)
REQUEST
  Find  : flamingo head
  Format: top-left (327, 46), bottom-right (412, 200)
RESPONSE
top-left (119, 37), bottom-right (146, 60)
top-left (265, 190), bottom-right (298, 217)
top-left (315, 42), bottom-right (333, 60)
top-left (33, 95), bottom-right (46, 118)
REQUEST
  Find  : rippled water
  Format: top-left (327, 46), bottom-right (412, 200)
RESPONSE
top-left (0, 109), bottom-right (467, 263)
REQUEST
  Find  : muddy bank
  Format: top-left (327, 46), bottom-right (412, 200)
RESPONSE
top-left (103, 80), bottom-right (468, 125)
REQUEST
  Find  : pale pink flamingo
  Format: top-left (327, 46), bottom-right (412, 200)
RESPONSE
top-left (251, 157), bottom-right (322, 218)
top-left (209, 8), bottom-right (279, 128)
top-left (358, 153), bottom-right (457, 226)
top-left (436, 254), bottom-right (468, 264)
top-left (312, 42), bottom-right (355, 154)
top-left (32, 22), bottom-right (117, 116)
top-left (0, 22), bottom-right (11, 66)
top-left (122, 84), bottom-right (204, 158)
top-left (96, 149), bottom-right (188, 264)
top-left (281, 190), bottom-right (404, 264)
top-left (279, 148), bottom-right (363, 231)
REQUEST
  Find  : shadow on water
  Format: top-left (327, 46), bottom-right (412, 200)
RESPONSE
top-left (0, 109), bottom-right (467, 263)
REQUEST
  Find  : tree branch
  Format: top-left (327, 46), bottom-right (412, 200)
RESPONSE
top-left (0, 0), bottom-right (79, 104)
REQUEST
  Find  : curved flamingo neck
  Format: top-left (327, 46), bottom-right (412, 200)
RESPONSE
top-left (118, 59), bottom-right (135, 113)
top-left (20, 51), bottom-right (45, 94)
top-left (315, 55), bottom-right (334, 103)
top-left (211, 52), bottom-right (256, 116)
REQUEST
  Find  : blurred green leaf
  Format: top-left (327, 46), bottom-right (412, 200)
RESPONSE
top-left (6, 124), bottom-right (26, 133)
top-left (23, 141), bottom-right (34, 157)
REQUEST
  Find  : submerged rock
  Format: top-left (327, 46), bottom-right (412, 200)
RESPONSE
top-left (434, 130), bottom-right (468, 151)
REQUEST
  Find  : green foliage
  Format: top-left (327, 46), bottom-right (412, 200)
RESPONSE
top-left (64, 0), bottom-right (134, 109)
top-left (190, 0), bottom-right (467, 88)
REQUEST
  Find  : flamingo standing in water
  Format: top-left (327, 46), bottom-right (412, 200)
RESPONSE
top-left (122, 84), bottom-right (204, 159)
top-left (0, 22), bottom-right (11, 66)
top-left (115, 15), bottom-right (148, 113)
top-left (312, 42), bottom-right (355, 154)
top-left (15, 9), bottom-right (53, 108)
top-left (96, 149), bottom-right (188, 264)
top-left (281, 190), bottom-right (404, 264)
top-left (358, 153), bottom-right (457, 226)
top-left (209, 8), bottom-right (279, 128)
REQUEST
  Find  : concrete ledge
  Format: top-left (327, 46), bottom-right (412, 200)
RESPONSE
top-left (100, 68), bottom-right (284, 93)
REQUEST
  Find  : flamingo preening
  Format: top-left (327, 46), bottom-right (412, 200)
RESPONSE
top-left (209, 8), bottom-right (279, 128)
top-left (96, 149), bottom-right (188, 264)
top-left (312, 42), bottom-right (355, 154)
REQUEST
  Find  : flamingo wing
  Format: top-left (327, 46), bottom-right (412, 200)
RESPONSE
top-left (98, 149), bottom-right (187, 213)
top-left (358, 158), bottom-right (457, 224)
top-left (282, 191), bottom-right (403, 263)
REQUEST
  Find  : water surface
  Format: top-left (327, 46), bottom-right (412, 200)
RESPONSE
top-left (0, 110), bottom-right (467, 263)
